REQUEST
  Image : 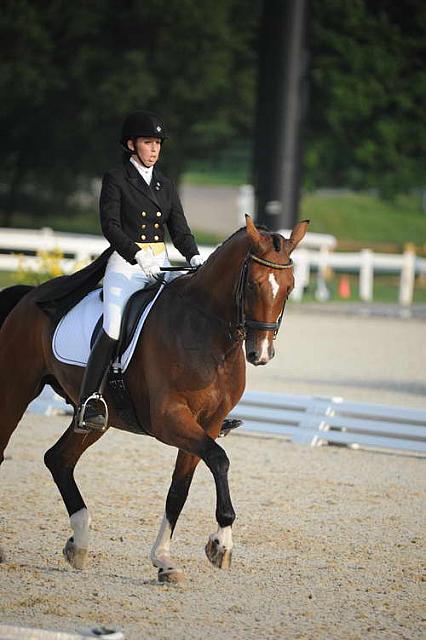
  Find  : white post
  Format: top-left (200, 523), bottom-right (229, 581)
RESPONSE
top-left (291, 248), bottom-right (309, 301)
top-left (41, 226), bottom-right (55, 251)
top-left (315, 247), bottom-right (330, 301)
top-left (75, 251), bottom-right (92, 266)
top-left (359, 249), bottom-right (374, 301)
top-left (237, 185), bottom-right (255, 226)
top-left (399, 244), bottom-right (416, 306)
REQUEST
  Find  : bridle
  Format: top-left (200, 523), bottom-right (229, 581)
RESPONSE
top-left (234, 252), bottom-right (293, 341)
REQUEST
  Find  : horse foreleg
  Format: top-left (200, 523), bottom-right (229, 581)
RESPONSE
top-left (44, 421), bottom-right (105, 569)
top-left (151, 450), bottom-right (200, 583)
top-left (154, 407), bottom-right (236, 573)
top-left (202, 439), bottom-right (235, 569)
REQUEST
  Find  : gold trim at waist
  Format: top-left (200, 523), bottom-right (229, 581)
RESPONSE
top-left (135, 242), bottom-right (166, 256)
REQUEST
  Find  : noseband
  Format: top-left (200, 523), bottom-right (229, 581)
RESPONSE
top-left (234, 253), bottom-right (293, 341)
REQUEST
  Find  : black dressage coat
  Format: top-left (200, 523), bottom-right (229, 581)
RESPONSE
top-left (35, 161), bottom-right (199, 324)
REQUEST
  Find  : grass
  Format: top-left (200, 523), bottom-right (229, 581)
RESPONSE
top-left (300, 191), bottom-right (426, 249)
top-left (301, 272), bottom-right (426, 304)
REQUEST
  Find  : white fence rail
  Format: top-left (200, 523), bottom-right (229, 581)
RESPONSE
top-left (1, 227), bottom-right (425, 305)
top-left (291, 245), bottom-right (426, 304)
top-left (0, 625), bottom-right (124, 639)
top-left (229, 391), bottom-right (426, 455)
top-left (28, 387), bottom-right (426, 456)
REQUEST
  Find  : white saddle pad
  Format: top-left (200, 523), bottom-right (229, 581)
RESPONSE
top-left (52, 286), bottom-right (164, 372)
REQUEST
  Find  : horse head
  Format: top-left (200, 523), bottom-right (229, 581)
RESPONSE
top-left (242, 215), bottom-right (309, 366)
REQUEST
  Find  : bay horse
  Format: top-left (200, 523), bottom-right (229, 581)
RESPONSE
top-left (0, 215), bottom-right (308, 582)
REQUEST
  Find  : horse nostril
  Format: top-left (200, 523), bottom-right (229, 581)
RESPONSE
top-left (247, 350), bottom-right (258, 362)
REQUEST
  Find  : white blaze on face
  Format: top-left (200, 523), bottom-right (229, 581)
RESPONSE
top-left (150, 513), bottom-right (173, 569)
top-left (268, 272), bottom-right (280, 300)
top-left (258, 273), bottom-right (280, 363)
top-left (70, 508), bottom-right (91, 549)
top-left (259, 336), bottom-right (270, 361)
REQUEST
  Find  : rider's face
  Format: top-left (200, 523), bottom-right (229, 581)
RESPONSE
top-left (129, 137), bottom-right (162, 167)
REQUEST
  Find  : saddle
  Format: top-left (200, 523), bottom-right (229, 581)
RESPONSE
top-left (52, 280), bottom-right (164, 435)
top-left (98, 281), bottom-right (163, 435)
top-left (90, 280), bottom-right (162, 362)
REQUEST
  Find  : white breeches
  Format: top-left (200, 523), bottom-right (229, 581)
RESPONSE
top-left (103, 249), bottom-right (171, 340)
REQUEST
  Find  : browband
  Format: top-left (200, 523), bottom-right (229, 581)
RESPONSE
top-left (249, 254), bottom-right (293, 269)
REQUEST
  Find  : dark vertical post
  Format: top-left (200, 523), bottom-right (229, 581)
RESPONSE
top-left (253, 0), bottom-right (308, 231)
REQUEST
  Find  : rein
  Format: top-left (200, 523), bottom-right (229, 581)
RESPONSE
top-left (160, 248), bottom-right (293, 352)
top-left (234, 253), bottom-right (293, 341)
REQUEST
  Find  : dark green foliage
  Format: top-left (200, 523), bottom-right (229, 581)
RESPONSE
top-left (0, 0), bottom-right (259, 224)
top-left (0, 0), bottom-right (425, 226)
top-left (306, 0), bottom-right (426, 196)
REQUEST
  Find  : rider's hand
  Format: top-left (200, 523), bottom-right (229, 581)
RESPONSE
top-left (135, 250), bottom-right (161, 280)
top-left (144, 263), bottom-right (161, 279)
top-left (190, 254), bottom-right (204, 268)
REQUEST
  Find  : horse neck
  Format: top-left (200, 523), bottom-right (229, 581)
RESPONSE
top-left (186, 232), bottom-right (250, 323)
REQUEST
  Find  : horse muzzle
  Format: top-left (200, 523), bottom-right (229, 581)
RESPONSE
top-left (245, 336), bottom-right (275, 366)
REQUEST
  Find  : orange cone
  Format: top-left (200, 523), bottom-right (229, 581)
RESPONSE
top-left (338, 275), bottom-right (351, 299)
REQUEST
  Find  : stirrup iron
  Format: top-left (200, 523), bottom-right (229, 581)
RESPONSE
top-left (75, 393), bottom-right (109, 433)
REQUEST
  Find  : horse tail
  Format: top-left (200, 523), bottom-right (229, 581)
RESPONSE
top-left (0, 285), bottom-right (34, 329)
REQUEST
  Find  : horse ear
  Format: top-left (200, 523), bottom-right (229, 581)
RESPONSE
top-left (286, 219), bottom-right (309, 254)
top-left (245, 214), bottom-right (268, 253)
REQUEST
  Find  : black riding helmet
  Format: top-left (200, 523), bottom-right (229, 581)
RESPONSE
top-left (120, 110), bottom-right (167, 151)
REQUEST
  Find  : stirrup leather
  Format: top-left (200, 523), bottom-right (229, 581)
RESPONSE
top-left (75, 393), bottom-right (109, 433)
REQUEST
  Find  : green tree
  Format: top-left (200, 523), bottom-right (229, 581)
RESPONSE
top-left (0, 0), bottom-right (258, 225)
top-left (306, 0), bottom-right (426, 196)
top-left (2, 0), bottom-right (425, 225)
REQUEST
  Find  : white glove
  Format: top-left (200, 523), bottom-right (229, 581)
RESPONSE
top-left (135, 249), bottom-right (161, 279)
top-left (190, 254), bottom-right (204, 268)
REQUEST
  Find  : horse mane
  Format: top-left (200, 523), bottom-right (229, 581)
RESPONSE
top-left (200, 223), bottom-right (273, 269)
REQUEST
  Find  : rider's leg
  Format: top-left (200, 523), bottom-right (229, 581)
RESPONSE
top-left (75, 252), bottom-right (147, 432)
top-left (75, 328), bottom-right (117, 431)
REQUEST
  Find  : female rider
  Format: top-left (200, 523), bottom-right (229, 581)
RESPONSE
top-left (76, 110), bottom-right (203, 432)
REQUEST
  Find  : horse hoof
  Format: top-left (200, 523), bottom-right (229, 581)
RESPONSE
top-left (158, 568), bottom-right (185, 584)
top-left (205, 537), bottom-right (232, 569)
top-left (63, 537), bottom-right (87, 570)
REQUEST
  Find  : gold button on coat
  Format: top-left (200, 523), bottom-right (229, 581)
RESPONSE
top-left (156, 211), bottom-right (161, 217)
top-left (154, 223), bottom-right (159, 229)
top-left (141, 235), bottom-right (146, 240)
top-left (141, 224), bottom-right (146, 229)
top-left (154, 235), bottom-right (159, 241)
top-left (141, 211), bottom-right (147, 217)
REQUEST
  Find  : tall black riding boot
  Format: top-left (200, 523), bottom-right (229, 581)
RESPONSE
top-left (74, 329), bottom-right (118, 433)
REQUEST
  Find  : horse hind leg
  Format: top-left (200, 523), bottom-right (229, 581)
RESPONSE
top-left (0, 369), bottom-right (44, 469)
top-left (0, 304), bottom-right (47, 466)
top-left (44, 421), bottom-right (105, 569)
top-left (151, 450), bottom-right (200, 583)
top-left (0, 360), bottom-right (45, 563)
